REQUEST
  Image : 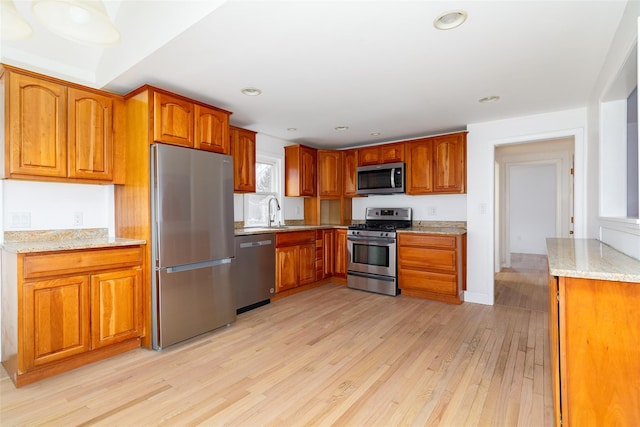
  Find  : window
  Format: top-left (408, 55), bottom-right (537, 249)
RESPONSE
top-left (243, 156), bottom-right (282, 227)
top-left (600, 42), bottom-right (638, 220)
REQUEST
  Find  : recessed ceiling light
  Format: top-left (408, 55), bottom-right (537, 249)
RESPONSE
top-left (479, 95), bottom-right (500, 103)
top-left (370, 132), bottom-right (381, 136)
top-left (287, 128), bottom-right (297, 132)
top-left (241, 87), bottom-right (262, 96)
top-left (334, 126), bottom-right (349, 131)
top-left (434, 10), bottom-right (467, 30)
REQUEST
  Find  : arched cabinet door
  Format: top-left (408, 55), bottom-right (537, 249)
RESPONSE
top-left (8, 72), bottom-right (68, 178)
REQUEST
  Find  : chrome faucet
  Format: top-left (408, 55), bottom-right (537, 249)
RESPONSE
top-left (268, 196), bottom-right (281, 227)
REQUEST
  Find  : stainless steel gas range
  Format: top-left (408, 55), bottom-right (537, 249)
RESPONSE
top-left (347, 207), bottom-right (412, 296)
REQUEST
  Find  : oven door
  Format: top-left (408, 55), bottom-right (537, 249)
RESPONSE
top-left (347, 235), bottom-right (396, 277)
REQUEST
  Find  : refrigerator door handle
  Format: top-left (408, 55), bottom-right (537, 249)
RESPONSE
top-left (166, 258), bottom-right (232, 274)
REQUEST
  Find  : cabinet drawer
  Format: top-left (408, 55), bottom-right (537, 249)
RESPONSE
top-left (276, 231), bottom-right (316, 247)
top-left (399, 234), bottom-right (456, 249)
top-left (23, 246), bottom-right (143, 279)
top-left (399, 247), bottom-right (456, 272)
top-left (399, 269), bottom-right (457, 295)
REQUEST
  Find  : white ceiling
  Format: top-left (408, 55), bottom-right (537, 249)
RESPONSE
top-left (1, 0), bottom-right (629, 149)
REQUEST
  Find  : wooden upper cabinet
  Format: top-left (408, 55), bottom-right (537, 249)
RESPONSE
top-left (343, 149), bottom-right (358, 197)
top-left (7, 72), bottom-right (68, 178)
top-left (194, 104), bottom-right (230, 154)
top-left (406, 138), bottom-right (433, 194)
top-left (153, 91), bottom-right (193, 147)
top-left (230, 126), bottom-right (256, 192)
top-left (67, 88), bottom-right (114, 181)
top-left (318, 150), bottom-right (342, 197)
top-left (432, 133), bottom-right (466, 193)
top-left (285, 144), bottom-right (317, 197)
top-left (3, 67), bottom-right (118, 183)
top-left (406, 132), bottom-right (467, 195)
top-left (357, 142), bottom-right (404, 166)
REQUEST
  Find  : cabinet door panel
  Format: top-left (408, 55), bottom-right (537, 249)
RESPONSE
top-left (195, 105), bottom-right (229, 154)
top-left (357, 146), bottom-right (380, 166)
top-left (433, 134), bottom-right (465, 193)
top-left (67, 88), bottom-right (114, 181)
top-left (380, 142), bottom-right (404, 163)
top-left (276, 247), bottom-right (298, 292)
top-left (91, 268), bottom-right (142, 349)
top-left (406, 139), bottom-right (433, 194)
top-left (231, 127), bottom-right (256, 192)
top-left (343, 149), bottom-right (358, 196)
top-left (318, 151), bottom-right (342, 197)
top-left (153, 92), bottom-right (193, 147)
top-left (298, 243), bottom-right (316, 285)
top-left (300, 148), bottom-right (317, 196)
top-left (23, 276), bottom-right (90, 369)
top-left (8, 73), bottom-right (67, 177)
top-left (322, 230), bottom-right (335, 277)
top-left (334, 229), bottom-right (347, 277)
top-left (399, 247), bottom-right (456, 272)
top-left (399, 269), bottom-right (457, 295)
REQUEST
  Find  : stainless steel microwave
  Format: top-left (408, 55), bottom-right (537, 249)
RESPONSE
top-left (356, 162), bottom-right (405, 195)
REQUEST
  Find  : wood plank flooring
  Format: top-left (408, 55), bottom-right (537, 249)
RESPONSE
top-left (1, 275), bottom-right (552, 426)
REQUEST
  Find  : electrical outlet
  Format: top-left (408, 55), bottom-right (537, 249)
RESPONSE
top-left (10, 212), bottom-right (31, 228)
top-left (73, 212), bottom-right (83, 226)
top-left (427, 206), bottom-right (437, 216)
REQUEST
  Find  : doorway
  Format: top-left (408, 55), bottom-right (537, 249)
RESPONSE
top-left (494, 137), bottom-right (574, 308)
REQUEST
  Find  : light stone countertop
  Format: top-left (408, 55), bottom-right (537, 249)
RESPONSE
top-left (234, 223), bottom-right (466, 236)
top-left (2, 229), bottom-right (146, 254)
top-left (546, 238), bottom-right (640, 283)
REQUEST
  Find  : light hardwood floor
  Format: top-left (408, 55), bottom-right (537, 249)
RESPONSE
top-left (1, 279), bottom-right (553, 426)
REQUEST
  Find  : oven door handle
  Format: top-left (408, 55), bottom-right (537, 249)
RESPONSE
top-left (347, 236), bottom-right (395, 245)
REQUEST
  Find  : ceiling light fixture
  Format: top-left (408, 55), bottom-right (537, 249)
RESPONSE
top-left (479, 95), bottom-right (500, 103)
top-left (434, 10), bottom-right (467, 30)
top-left (32, 0), bottom-right (120, 47)
top-left (1, 0), bottom-right (33, 40)
top-left (334, 126), bottom-right (349, 131)
top-left (287, 128), bottom-right (297, 132)
top-left (241, 87), bottom-right (262, 96)
top-left (370, 132), bottom-right (381, 136)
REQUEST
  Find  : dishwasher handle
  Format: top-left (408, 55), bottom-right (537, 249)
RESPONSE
top-left (239, 240), bottom-right (273, 249)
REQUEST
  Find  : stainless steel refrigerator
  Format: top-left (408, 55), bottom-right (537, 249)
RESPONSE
top-left (151, 144), bottom-right (236, 350)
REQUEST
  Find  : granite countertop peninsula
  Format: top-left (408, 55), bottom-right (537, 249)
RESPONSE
top-left (2, 229), bottom-right (146, 254)
top-left (546, 238), bottom-right (640, 283)
top-left (399, 221), bottom-right (467, 235)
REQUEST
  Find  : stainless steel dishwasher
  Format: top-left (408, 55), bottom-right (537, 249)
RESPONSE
top-left (232, 233), bottom-right (276, 313)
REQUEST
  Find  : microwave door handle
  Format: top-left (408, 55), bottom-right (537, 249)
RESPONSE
top-left (390, 168), bottom-right (395, 188)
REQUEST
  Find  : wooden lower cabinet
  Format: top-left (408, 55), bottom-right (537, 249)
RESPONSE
top-left (316, 229), bottom-right (335, 280)
top-left (548, 274), bottom-right (640, 426)
top-left (275, 231), bottom-right (316, 293)
top-left (334, 229), bottom-right (348, 278)
top-left (397, 233), bottom-right (465, 304)
top-left (1, 246), bottom-right (144, 387)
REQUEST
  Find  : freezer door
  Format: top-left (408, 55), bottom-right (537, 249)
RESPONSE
top-left (152, 144), bottom-right (235, 267)
top-left (155, 260), bottom-right (236, 349)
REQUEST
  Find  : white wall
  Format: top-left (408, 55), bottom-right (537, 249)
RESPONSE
top-left (466, 108), bottom-right (589, 305)
top-left (1, 180), bottom-right (115, 241)
top-left (352, 194), bottom-right (466, 221)
top-left (509, 164), bottom-right (556, 254)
